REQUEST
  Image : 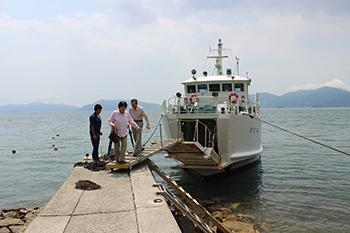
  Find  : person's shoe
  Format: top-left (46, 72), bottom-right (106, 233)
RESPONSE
top-left (117, 160), bottom-right (126, 164)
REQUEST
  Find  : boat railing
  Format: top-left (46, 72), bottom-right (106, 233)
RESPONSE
top-left (167, 95), bottom-right (260, 118)
top-left (178, 119), bottom-right (214, 148)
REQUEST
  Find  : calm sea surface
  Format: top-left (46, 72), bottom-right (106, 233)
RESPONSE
top-left (1, 108), bottom-right (350, 232)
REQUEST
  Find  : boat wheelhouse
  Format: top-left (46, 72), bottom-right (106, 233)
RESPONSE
top-left (162, 39), bottom-right (263, 176)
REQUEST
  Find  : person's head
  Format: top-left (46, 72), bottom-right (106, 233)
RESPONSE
top-left (94, 104), bottom-right (102, 115)
top-left (131, 99), bottom-right (138, 109)
top-left (118, 101), bottom-right (128, 113)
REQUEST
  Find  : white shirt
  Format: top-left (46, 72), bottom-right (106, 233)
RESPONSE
top-left (108, 110), bottom-right (140, 137)
top-left (129, 105), bottom-right (149, 124)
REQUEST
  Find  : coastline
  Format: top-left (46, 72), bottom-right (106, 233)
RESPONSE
top-left (0, 207), bottom-right (43, 233)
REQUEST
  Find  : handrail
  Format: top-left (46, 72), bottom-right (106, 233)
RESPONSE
top-left (167, 96), bottom-right (260, 117)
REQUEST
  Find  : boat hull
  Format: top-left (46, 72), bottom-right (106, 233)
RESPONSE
top-left (163, 112), bottom-right (263, 176)
top-left (191, 154), bottom-right (261, 177)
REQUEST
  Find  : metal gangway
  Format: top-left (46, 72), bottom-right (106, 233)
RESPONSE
top-left (106, 138), bottom-right (180, 171)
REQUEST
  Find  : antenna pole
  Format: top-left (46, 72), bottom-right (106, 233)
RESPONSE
top-left (215, 39), bottom-right (223, 75)
top-left (235, 56), bottom-right (240, 76)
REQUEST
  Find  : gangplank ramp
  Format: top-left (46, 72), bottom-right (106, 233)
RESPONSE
top-left (106, 138), bottom-right (180, 171)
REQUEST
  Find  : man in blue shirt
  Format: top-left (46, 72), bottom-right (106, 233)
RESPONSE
top-left (90, 104), bottom-right (103, 161)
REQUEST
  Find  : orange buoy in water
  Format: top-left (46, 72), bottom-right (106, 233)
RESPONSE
top-left (52, 144), bottom-right (55, 147)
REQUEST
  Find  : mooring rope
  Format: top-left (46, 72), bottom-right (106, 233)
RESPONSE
top-left (257, 118), bottom-right (350, 157)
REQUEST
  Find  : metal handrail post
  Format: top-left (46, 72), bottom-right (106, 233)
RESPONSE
top-left (205, 126), bottom-right (207, 147)
top-left (159, 123), bottom-right (163, 149)
top-left (196, 119), bottom-right (199, 142)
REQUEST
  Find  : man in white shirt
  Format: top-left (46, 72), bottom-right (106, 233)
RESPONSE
top-left (129, 99), bottom-right (150, 155)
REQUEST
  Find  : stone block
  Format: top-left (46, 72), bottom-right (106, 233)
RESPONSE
top-left (0, 218), bottom-right (24, 227)
top-left (0, 227), bottom-right (10, 233)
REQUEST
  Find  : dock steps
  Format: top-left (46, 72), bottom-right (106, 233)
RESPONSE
top-left (106, 138), bottom-right (181, 171)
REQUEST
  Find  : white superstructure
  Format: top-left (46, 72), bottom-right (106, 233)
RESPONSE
top-left (162, 39), bottom-right (263, 176)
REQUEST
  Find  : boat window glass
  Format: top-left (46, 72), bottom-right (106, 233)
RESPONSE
top-left (222, 83), bottom-right (232, 92)
top-left (209, 84), bottom-right (220, 92)
top-left (187, 85), bottom-right (196, 93)
top-left (234, 83), bottom-right (244, 92)
top-left (198, 84), bottom-right (208, 93)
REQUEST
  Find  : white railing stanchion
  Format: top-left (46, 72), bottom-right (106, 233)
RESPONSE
top-left (159, 124), bottom-right (163, 149)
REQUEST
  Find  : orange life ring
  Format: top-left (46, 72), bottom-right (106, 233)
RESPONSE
top-left (229, 93), bottom-right (239, 103)
top-left (190, 94), bottom-right (199, 104)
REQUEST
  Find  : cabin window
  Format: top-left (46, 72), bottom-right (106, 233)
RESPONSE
top-left (187, 85), bottom-right (196, 93)
top-left (198, 84), bottom-right (208, 93)
top-left (209, 84), bottom-right (220, 92)
top-left (222, 83), bottom-right (232, 92)
top-left (234, 83), bottom-right (244, 92)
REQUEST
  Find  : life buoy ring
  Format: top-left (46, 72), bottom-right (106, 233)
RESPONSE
top-left (229, 93), bottom-right (239, 103)
top-left (241, 95), bottom-right (245, 103)
top-left (190, 94), bottom-right (199, 104)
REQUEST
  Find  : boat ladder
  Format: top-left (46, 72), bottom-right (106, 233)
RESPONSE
top-left (146, 159), bottom-right (230, 233)
top-left (165, 141), bottom-right (221, 167)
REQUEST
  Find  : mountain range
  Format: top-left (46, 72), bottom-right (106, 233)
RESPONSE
top-left (249, 87), bottom-right (350, 108)
top-left (78, 99), bottom-right (162, 111)
top-left (0, 99), bottom-right (162, 113)
top-left (0, 87), bottom-right (349, 113)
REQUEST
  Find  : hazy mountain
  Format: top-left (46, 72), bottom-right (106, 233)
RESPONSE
top-left (250, 87), bottom-right (350, 108)
top-left (0, 102), bottom-right (79, 113)
top-left (1, 87), bottom-right (349, 113)
top-left (78, 99), bottom-right (162, 111)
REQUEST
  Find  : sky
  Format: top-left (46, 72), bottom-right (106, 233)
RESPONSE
top-left (1, 0), bottom-right (350, 107)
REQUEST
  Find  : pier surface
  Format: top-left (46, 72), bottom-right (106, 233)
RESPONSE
top-left (24, 160), bottom-right (181, 233)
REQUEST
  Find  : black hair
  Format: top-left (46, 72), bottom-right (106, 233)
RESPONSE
top-left (118, 101), bottom-right (128, 108)
top-left (94, 104), bottom-right (102, 111)
top-left (131, 99), bottom-right (138, 104)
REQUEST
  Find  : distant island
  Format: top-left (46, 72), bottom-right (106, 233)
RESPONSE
top-left (0, 87), bottom-right (349, 113)
top-left (0, 100), bottom-right (162, 113)
top-left (249, 86), bottom-right (350, 108)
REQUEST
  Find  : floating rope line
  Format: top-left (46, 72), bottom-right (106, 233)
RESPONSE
top-left (257, 118), bottom-right (350, 157)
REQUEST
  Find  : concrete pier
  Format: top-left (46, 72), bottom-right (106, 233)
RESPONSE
top-left (24, 161), bottom-right (181, 233)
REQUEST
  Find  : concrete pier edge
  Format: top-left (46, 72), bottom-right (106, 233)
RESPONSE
top-left (24, 160), bottom-right (181, 233)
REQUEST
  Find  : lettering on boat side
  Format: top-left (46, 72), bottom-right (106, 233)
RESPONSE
top-left (249, 127), bottom-right (259, 133)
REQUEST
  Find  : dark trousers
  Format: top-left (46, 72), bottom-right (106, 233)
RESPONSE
top-left (90, 134), bottom-right (100, 161)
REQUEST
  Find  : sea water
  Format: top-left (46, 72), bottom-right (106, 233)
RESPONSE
top-left (1, 108), bottom-right (350, 232)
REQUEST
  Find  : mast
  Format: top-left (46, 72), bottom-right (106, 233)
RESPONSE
top-left (207, 39), bottom-right (229, 75)
top-left (215, 39), bottom-right (223, 75)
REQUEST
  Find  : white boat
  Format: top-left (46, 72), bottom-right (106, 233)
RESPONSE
top-left (162, 39), bottom-right (263, 176)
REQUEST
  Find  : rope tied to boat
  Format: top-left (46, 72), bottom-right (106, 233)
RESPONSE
top-left (257, 118), bottom-right (350, 157)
